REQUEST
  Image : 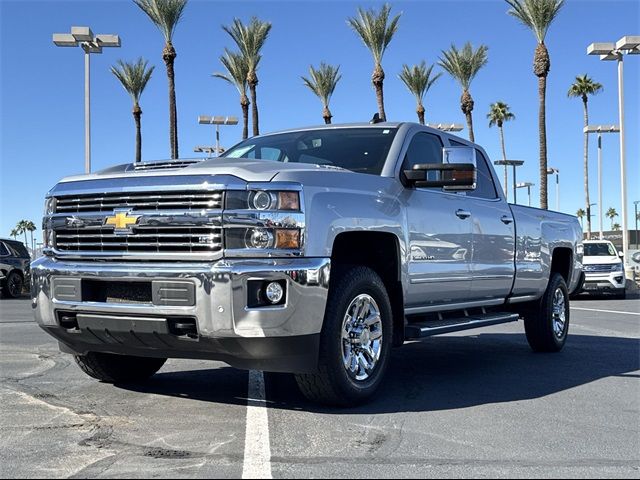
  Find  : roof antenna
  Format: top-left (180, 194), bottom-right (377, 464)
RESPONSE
top-left (370, 113), bottom-right (383, 124)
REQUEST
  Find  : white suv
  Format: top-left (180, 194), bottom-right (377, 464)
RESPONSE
top-left (581, 240), bottom-right (626, 299)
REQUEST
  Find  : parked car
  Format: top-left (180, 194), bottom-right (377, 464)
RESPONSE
top-left (0, 238), bottom-right (30, 298)
top-left (581, 240), bottom-right (626, 299)
top-left (32, 122), bottom-right (583, 406)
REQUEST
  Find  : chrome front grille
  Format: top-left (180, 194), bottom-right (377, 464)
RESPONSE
top-left (54, 226), bottom-right (222, 253)
top-left (51, 189), bottom-right (223, 259)
top-left (54, 191), bottom-right (223, 213)
top-left (584, 264), bottom-right (617, 273)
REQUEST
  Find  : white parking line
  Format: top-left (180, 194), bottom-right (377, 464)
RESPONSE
top-left (242, 370), bottom-right (272, 479)
top-left (572, 307), bottom-right (640, 317)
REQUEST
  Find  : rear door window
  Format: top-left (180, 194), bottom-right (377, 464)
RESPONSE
top-left (0, 243), bottom-right (9, 256)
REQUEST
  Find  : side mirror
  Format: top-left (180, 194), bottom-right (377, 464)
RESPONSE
top-left (403, 146), bottom-right (477, 190)
top-left (619, 251), bottom-right (624, 259)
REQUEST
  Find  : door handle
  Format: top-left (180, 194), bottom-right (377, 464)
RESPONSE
top-left (456, 209), bottom-right (471, 219)
top-left (501, 215), bottom-right (514, 225)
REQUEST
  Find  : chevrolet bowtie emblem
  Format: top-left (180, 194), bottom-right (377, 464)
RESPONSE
top-left (105, 210), bottom-right (140, 233)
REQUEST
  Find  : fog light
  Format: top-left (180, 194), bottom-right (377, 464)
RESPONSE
top-left (246, 228), bottom-right (274, 249)
top-left (265, 282), bottom-right (284, 304)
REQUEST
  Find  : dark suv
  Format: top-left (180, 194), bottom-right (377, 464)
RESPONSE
top-left (0, 238), bottom-right (30, 298)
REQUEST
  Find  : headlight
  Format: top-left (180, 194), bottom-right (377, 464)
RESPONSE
top-left (611, 263), bottom-right (623, 272)
top-left (44, 197), bottom-right (55, 215)
top-left (226, 190), bottom-right (300, 211)
top-left (225, 228), bottom-right (301, 250)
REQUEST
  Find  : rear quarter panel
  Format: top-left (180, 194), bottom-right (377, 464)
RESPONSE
top-left (510, 205), bottom-right (583, 297)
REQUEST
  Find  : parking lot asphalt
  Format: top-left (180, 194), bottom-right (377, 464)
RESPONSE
top-left (1, 295), bottom-right (638, 479)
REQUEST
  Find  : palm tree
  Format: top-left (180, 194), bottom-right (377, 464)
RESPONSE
top-left (24, 220), bottom-right (36, 257)
top-left (134, 0), bottom-right (188, 159)
top-left (223, 17), bottom-right (272, 137)
top-left (15, 220), bottom-right (28, 247)
top-left (301, 63), bottom-right (342, 124)
top-left (606, 207), bottom-right (618, 230)
top-left (576, 208), bottom-right (585, 229)
top-left (439, 42), bottom-right (489, 142)
top-left (506, 0), bottom-right (565, 210)
top-left (111, 58), bottom-right (155, 162)
top-left (347, 3), bottom-right (401, 122)
top-left (612, 223), bottom-right (621, 231)
top-left (568, 74), bottom-right (603, 239)
top-left (398, 61), bottom-right (442, 125)
top-left (487, 101), bottom-right (516, 198)
top-left (9, 228), bottom-right (18, 240)
top-left (213, 50), bottom-right (250, 140)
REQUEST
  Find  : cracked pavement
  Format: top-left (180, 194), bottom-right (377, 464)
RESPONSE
top-left (1, 296), bottom-right (638, 478)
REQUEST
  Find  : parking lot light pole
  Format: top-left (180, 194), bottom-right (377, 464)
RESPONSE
top-left (494, 160), bottom-right (524, 204)
top-left (584, 125), bottom-right (620, 239)
top-left (546, 167), bottom-right (560, 211)
top-left (198, 116), bottom-right (239, 157)
top-left (53, 27), bottom-right (120, 174)
top-left (516, 182), bottom-right (535, 207)
top-left (588, 36), bottom-right (640, 267)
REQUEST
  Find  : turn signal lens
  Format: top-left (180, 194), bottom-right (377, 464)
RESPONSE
top-left (277, 191), bottom-right (300, 211)
top-left (275, 229), bottom-right (300, 249)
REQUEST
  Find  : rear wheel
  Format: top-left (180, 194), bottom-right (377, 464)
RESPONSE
top-left (295, 266), bottom-right (392, 406)
top-left (523, 273), bottom-right (570, 352)
top-left (4, 271), bottom-right (23, 298)
top-left (74, 352), bottom-right (166, 383)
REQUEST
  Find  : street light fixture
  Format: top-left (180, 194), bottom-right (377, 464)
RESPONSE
top-left (546, 167), bottom-right (560, 212)
top-left (52, 26), bottom-right (121, 174)
top-left (193, 146), bottom-right (222, 158)
top-left (494, 160), bottom-right (524, 204)
top-left (516, 182), bottom-right (535, 207)
top-left (588, 35), bottom-right (639, 267)
top-left (198, 115), bottom-right (239, 157)
top-left (584, 125), bottom-right (620, 239)
top-left (426, 123), bottom-right (464, 132)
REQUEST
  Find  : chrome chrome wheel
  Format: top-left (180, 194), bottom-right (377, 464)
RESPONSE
top-left (341, 294), bottom-right (383, 381)
top-left (552, 287), bottom-right (567, 338)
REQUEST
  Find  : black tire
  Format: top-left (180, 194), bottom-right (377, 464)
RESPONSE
top-left (616, 289), bottom-right (626, 300)
top-left (295, 266), bottom-right (393, 407)
top-left (523, 273), bottom-right (570, 352)
top-left (4, 271), bottom-right (24, 298)
top-left (74, 352), bottom-right (166, 383)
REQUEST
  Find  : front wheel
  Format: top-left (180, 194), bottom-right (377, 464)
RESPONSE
top-left (295, 266), bottom-right (393, 406)
top-left (523, 273), bottom-right (570, 352)
top-left (4, 271), bottom-right (24, 298)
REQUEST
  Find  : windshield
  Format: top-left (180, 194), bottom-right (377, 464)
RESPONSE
top-left (584, 242), bottom-right (617, 257)
top-left (222, 127), bottom-right (398, 175)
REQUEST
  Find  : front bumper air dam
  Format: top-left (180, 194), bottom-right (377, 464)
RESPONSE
top-left (31, 256), bottom-right (331, 374)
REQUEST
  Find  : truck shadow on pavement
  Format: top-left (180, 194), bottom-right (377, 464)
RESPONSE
top-left (120, 333), bottom-right (639, 414)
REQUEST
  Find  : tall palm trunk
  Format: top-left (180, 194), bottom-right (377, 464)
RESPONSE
top-left (582, 95), bottom-right (591, 238)
top-left (322, 106), bottom-right (332, 125)
top-left (538, 75), bottom-right (548, 210)
top-left (461, 90), bottom-right (475, 142)
top-left (163, 42), bottom-right (178, 159)
top-left (133, 104), bottom-right (142, 163)
top-left (248, 70), bottom-right (259, 136)
top-left (499, 122), bottom-right (508, 197)
top-left (240, 94), bottom-right (250, 140)
top-left (416, 103), bottom-right (425, 125)
top-left (534, 42), bottom-right (550, 210)
top-left (373, 64), bottom-right (387, 122)
top-left (22, 230), bottom-right (28, 247)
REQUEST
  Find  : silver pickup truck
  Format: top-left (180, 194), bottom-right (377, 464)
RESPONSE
top-left (32, 122), bottom-right (583, 406)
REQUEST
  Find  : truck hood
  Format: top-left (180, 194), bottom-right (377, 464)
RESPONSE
top-left (58, 158), bottom-right (349, 184)
top-left (583, 255), bottom-right (621, 265)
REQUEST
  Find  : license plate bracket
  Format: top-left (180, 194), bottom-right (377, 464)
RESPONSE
top-left (76, 314), bottom-right (169, 334)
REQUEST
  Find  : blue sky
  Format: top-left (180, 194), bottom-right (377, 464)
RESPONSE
top-left (1, 0), bottom-right (639, 242)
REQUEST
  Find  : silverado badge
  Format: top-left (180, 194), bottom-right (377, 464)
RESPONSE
top-left (105, 209), bottom-right (140, 234)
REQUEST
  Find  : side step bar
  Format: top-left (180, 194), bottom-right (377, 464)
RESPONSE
top-left (405, 312), bottom-right (520, 339)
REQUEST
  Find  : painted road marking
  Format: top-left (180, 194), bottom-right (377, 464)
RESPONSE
top-left (572, 307), bottom-right (640, 317)
top-left (242, 370), bottom-right (272, 479)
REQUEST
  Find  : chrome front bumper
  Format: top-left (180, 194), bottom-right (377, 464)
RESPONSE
top-left (31, 256), bottom-right (330, 372)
